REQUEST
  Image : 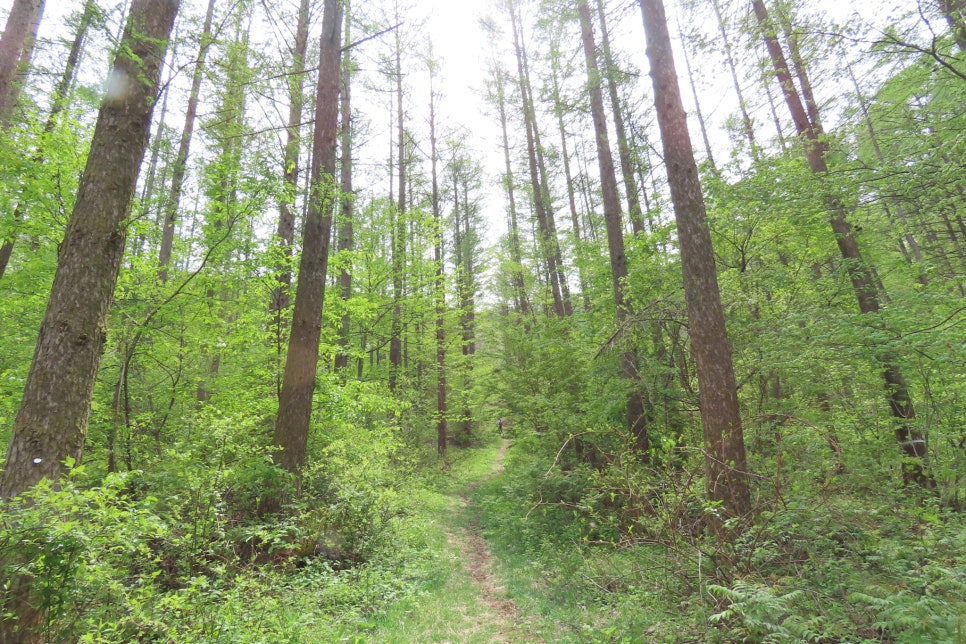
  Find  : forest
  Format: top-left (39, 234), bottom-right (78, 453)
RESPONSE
top-left (0, 0), bottom-right (964, 641)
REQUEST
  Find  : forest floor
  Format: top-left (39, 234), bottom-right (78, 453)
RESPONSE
top-left (367, 439), bottom-right (539, 643)
top-left (447, 439), bottom-right (527, 642)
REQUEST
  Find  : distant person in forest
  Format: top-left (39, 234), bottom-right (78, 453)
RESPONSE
top-left (497, 418), bottom-right (507, 435)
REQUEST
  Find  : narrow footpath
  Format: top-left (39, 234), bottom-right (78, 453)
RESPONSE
top-left (370, 439), bottom-right (534, 643)
top-left (446, 440), bottom-right (525, 643)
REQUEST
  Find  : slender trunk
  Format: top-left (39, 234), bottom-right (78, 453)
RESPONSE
top-left (0, 0), bottom-right (90, 282)
top-left (777, 11), bottom-right (820, 130)
top-left (677, 13), bottom-right (717, 172)
top-left (596, 0), bottom-right (646, 234)
top-left (641, 0), bottom-right (751, 519)
top-left (710, 0), bottom-right (759, 159)
top-left (272, 0), bottom-right (311, 330)
top-left (495, 64), bottom-right (529, 317)
top-left (753, 0), bottom-right (934, 488)
top-left (579, 0), bottom-right (648, 453)
top-left (272, 0), bottom-right (342, 475)
top-left (761, 62), bottom-right (788, 153)
top-left (429, 65), bottom-right (447, 454)
top-left (548, 39), bottom-right (591, 308)
top-left (0, 0), bottom-right (45, 123)
top-left (460, 179), bottom-right (476, 441)
top-left (335, 13), bottom-right (354, 373)
top-left (389, 24), bottom-right (406, 392)
top-left (157, 0), bottom-right (216, 283)
top-left (845, 58), bottom-right (926, 282)
top-left (507, 0), bottom-right (569, 317)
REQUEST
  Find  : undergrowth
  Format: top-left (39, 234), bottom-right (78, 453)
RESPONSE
top-left (469, 429), bottom-right (966, 643)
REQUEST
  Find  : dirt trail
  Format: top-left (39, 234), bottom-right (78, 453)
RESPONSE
top-left (448, 439), bottom-right (525, 643)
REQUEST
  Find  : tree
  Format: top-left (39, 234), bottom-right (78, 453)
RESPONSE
top-left (334, 6), bottom-right (355, 373)
top-left (272, 0), bottom-right (312, 328)
top-left (752, 0), bottom-right (934, 489)
top-left (0, 0), bottom-right (45, 125)
top-left (505, 0), bottom-right (572, 318)
top-left (389, 2), bottom-right (407, 392)
top-left (0, 0), bottom-right (92, 282)
top-left (640, 0), bottom-right (752, 519)
top-left (427, 54), bottom-right (447, 454)
top-left (157, 0), bottom-right (216, 283)
top-left (0, 0), bottom-right (180, 501)
top-left (272, 0), bottom-right (343, 475)
top-left (577, 0), bottom-right (648, 453)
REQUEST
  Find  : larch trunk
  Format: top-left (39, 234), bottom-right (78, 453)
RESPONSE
top-left (272, 0), bottom-right (342, 475)
top-left (641, 0), bottom-right (752, 519)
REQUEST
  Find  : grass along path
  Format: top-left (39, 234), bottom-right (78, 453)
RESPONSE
top-left (367, 439), bottom-right (534, 643)
top-left (448, 440), bottom-right (524, 642)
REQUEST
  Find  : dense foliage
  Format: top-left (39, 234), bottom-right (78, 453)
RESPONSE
top-left (1, 0), bottom-right (964, 640)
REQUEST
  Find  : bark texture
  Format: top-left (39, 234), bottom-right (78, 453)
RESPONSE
top-left (273, 0), bottom-right (342, 474)
top-left (0, 0), bottom-right (178, 501)
top-left (640, 0), bottom-right (751, 518)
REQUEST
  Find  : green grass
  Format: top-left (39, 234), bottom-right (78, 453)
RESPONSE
top-left (366, 438), bottom-right (539, 642)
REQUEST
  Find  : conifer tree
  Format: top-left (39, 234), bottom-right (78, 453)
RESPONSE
top-left (273, 0), bottom-right (343, 475)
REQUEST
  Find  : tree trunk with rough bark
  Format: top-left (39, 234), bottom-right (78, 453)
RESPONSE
top-left (640, 0), bottom-right (752, 519)
top-left (0, 0), bottom-right (178, 500)
top-left (272, 0), bottom-right (342, 475)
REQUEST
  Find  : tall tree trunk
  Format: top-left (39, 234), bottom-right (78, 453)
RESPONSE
top-left (710, 0), bottom-right (759, 159)
top-left (753, 0), bottom-right (934, 489)
top-left (0, 0), bottom-right (45, 123)
top-left (0, 0), bottom-right (177, 499)
top-left (596, 0), bottom-right (646, 234)
top-left (272, 0), bottom-right (311, 344)
top-left (0, 5), bottom-right (177, 636)
top-left (494, 64), bottom-right (529, 317)
top-left (335, 11), bottom-right (354, 373)
top-left (640, 0), bottom-right (752, 519)
top-left (0, 0), bottom-right (90, 282)
top-left (507, 0), bottom-right (570, 318)
top-left (428, 61), bottom-right (447, 454)
top-left (272, 0), bottom-right (342, 475)
top-left (578, 0), bottom-right (648, 454)
top-left (157, 0), bottom-right (216, 283)
top-left (676, 12), bottom-right (717, 173)
top-left (459, 175), bottom-right (477, 442)
top-left (548, 35), bottom-right (591, 308)
top-left (389, 20), bottom-right (406, 392)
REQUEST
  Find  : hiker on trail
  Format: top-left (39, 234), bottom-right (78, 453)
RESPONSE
top-left (496, 418), bottom-right (507, 435)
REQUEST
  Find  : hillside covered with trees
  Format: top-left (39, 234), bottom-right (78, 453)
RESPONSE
top-left (0, 0), bottom-right (964, 641)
